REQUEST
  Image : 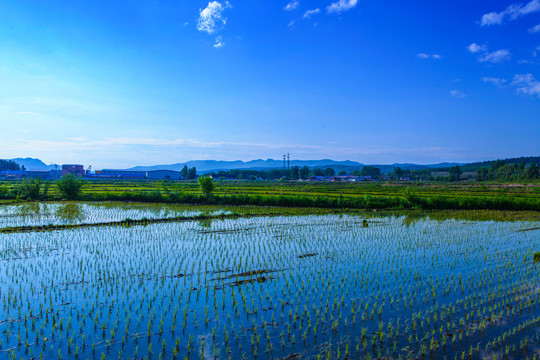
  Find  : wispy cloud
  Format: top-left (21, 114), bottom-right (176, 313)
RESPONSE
top-left (480, 0), bottom-right (540, 26)
top-left (416, 53), bottom-right (442, 59)
top-left (478, 49), bottom-right (512, 63)
top-left (482, 77), bottom-right (507, 86)
top-left (284, 0), bottom-right (299, 11)
top-left (530, 23), bottom-right (540, 33)
top-left (327, 0), bottom-right (358, 14)
top-left (197, 1), bottom-right (230, 34)
top-left (468, 43), bottom-right (511, 64)
top-left (213, 36), bottom-right (225, 48)
top-left (482, 74), bottom-right (540, 97)
top-left (450, 90), bottom-right (466, 98)
top-left (303, 8), bottom-right (320, 19)
top-left (467, 43), bottom-right (487, 54)
top-left (512, 73), bottom-right (540, 97)
top-left (14, 138), bottom-right (325, 152)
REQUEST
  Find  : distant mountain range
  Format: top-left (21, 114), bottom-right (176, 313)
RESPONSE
top-left (8, 156), bottom-right (538, 173)
top-left (129, 159), bottom-right (363, 172)
top-left (127, 159), bottom-right (463, 174)
top-left (8, 157), bottom-right (462, 173)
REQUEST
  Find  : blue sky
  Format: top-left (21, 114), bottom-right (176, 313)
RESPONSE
top-left (0, 0), bottom-right (539, 168)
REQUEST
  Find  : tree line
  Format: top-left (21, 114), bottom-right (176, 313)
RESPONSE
top-left (0, 160), bottom-right (22, 171)
top-left (475, 160), bottom-right (539, 181)
top-left (180, 165), bottom-right (197, 179)
top-left (207, 165), bottom-right (385, 180)
top-left (0, 175), bottom-right (85, 200)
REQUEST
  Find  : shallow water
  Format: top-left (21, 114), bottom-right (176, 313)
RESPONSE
top-left (1, 210), bottom-right (539, 359)
top-left (0, 202), bottom-right (231, 228)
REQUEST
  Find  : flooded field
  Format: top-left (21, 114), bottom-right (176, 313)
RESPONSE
top-left (1, 204), bottom-right (540, 359)
top-left (0, 202), bottom-right (232, 228)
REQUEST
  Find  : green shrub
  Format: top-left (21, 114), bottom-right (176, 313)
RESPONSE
top-left (56, 175), bottom-right (85, 200)
top-left (18, 178), bottom-right (42, 200)
top-left (198, 176), bottom-right (215, 197)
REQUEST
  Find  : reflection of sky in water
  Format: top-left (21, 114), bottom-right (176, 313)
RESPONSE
top-left (0, 202), bottom-right (231, 227)
top-left (0, 215), bottom-right (539, 359)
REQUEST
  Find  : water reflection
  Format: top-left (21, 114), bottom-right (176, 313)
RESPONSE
top-left (15, 203), bottom-right (42, 216)
top-left (198, 217), bottom-right (213, 229)
top-left (55, 203), bottom-right (85, 222)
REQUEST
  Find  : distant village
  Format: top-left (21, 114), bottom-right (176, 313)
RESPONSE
top-left (0, 164), bottom-right (191, 181)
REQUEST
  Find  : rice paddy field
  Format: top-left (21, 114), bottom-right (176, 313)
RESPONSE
top-left (1, 202), bottom-right (540, 359)
top-left (0, 202), bottom-right (234, 228)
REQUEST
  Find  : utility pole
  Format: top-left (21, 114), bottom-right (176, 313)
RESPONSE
top-left (283, 154), bottom-right (286, 170)
top-left (287, 153), bottom-right (290, 169)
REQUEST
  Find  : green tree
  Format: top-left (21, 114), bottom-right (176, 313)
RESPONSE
top-left (323, 168), bottom-right (335, 177)
top-left (290, 166), bottom-right (300, 180)
top-left (56, 174), bottom-right (85, 200)
top-left (448, 165), bottom-right (462, 182)
top-left (0, 159), bottom-right (21, 171)
top-left (526, 163), bottom-right (539, 180)
top-left (0, 185), bottom-right (8, 198)
top-left (180, 165), bottom-right (189, 179)
top-left (188, 167), bottom-right (197, 180)
top-left (299, 166), bottom-right (310, 180)
top-left (394, 167), bottom-right (405, 179)
top-left (360, 166), bottom-right (382, 178)
top-left (476, 168), bottom-right (488, 181)
top-left (18, 178), bottom-right (41, 200)
top-left (198, 176), bottom-right (215, 197)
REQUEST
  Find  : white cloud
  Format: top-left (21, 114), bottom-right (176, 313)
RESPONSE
top-left (213, 36), bottom-right (225, 48)
top-left (450, 90), bottom-right (466, 98)
top-left (303, 8), bottom-right (320, 18)
top-left (480, 12), bottom-right (505, 26)
top-left (511, 73), bottom-right (540, 96)
top-left (482, 77), bottom-right (507, 86)
top-left (197, 1), bottom-right (230, 34)
top-left (327, 0), bottom-right (358, 14)
top-left (468, 43), bottom-right (487, 54)
top-left (480, 0), bottom-right (540, 26)
top-left (478, 49), bottom-right (512, 63)
top-left (513, 0), bottom-right (540, 17)
top-left (287, 20), bottom-right (295, 27)
top-left (284, 1), bottom-right (299, 11)
top-left (530, 23), bottom-right (540, 33)
top-left (468, 44), bottom-right (512, 64)
top-left (417, 53), bottom-right (442, 59)
top-left (533, 46), bottom-right (540, 57)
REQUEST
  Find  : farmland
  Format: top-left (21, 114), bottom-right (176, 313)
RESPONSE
top-left (2, 180), bottom-right (540, 211)
top-left (1, 201), bottom-right (540, 359)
